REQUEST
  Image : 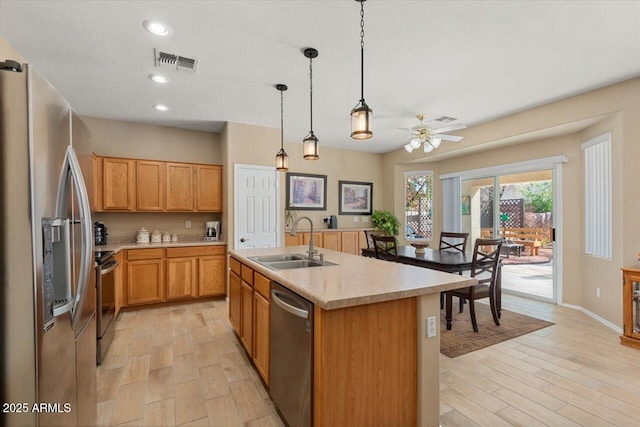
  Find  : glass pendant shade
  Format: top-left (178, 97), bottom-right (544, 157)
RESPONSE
top-left (351, 101), bottom-right (373, 139)
top-left (410, 138), bottom-right (421, 149)
top-left (404, 144), bottom-right (414, 153)
top-left (431, 137), bottom-right (442, 148)
top-left (423, 142), bottom-right (434, 153)
top-left (303, 133), bottom-right (319, 160)
top-left (276, 148), bottom-right (288, 171)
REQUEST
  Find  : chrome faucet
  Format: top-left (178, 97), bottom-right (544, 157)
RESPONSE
top-left (290, 216), bottom-right (323, 262)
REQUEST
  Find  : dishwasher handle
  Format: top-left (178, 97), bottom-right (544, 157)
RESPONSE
top-left (271, 290), bottom-right (309, 319)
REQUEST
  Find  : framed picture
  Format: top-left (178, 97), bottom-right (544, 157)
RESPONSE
top-left (286, 172), bottom-right (327, 210)
top-left (339, 181), bottom-right (373, 215)
top-left (461, 195), bottom-right (470, 215)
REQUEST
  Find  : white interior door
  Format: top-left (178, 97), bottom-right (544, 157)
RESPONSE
top-left (234, 164), bottom-right (278, 249)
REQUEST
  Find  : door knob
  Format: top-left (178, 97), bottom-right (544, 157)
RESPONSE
top-left (240, 238), bottom-right (248, 242)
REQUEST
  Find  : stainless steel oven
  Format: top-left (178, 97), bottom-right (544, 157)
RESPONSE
top-left (95, 250), bottom-right (118, 364)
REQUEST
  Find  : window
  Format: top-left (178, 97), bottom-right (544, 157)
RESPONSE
top-left (582, 133), bottom-right (612, 259)
top-left (405, 171), bottom-right (433, 239)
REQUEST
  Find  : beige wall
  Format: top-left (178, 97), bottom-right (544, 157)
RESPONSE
top-left (223, 122), bottom-right (384, 249)
top-left (383, 77), bottom-right (640, 327)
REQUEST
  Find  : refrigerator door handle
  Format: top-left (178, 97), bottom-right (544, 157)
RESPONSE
top-left (56, 146), bottom-right (93, 330)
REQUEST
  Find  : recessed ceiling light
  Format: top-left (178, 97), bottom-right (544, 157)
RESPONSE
top-left (153, 104), bottom-right (169, 111)
top-left (143, 20), bottom-right (172, 36)
top-left (148, 74), bottom-right (169, 84)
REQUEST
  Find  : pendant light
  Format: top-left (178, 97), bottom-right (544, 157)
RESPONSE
top-left (275, 84), bottom-right (289, 171)
top-left (350, 0), bottom-right (373, 140)
top-left (302, 48), bottom-right (319, 160)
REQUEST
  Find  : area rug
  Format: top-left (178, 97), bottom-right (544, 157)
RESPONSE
top-left (440, 304), bottom-right (554, 358)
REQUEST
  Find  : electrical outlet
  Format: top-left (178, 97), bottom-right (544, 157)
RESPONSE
top-left (362, 216), bottom-right (369, 223)
top-left (427, 316), bottom-right (437, 338)
top-left (596, 287), bottom-right (601, 298)
top-left (354, 216), bottom-right (359, 222)
top-left (186, 220), bottom-right (191, 229)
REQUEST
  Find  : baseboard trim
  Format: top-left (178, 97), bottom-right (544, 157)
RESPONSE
top-left (561, 303), bottom-right (622, 334)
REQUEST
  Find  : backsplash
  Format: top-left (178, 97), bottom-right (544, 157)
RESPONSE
top-left (94, 212), bottom-right (222, 241)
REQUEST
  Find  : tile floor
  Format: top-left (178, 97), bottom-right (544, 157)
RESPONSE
top-left (96, 299), bottom-right (284, 426)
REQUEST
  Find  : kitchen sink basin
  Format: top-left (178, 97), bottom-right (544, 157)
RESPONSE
top-left (249, 255), bottom-right (336, 270)
top-left (249, 254), bottom-right (307, 263)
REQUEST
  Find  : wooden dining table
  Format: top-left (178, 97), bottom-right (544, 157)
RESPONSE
top-left (361, 245), bottom-right (502, 314)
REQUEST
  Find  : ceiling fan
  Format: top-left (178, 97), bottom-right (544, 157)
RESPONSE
top-left (401, 114), bottom-right (466, 153)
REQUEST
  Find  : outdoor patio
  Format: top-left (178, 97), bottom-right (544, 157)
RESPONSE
top-left (501, 246), bottom-right (553, 299)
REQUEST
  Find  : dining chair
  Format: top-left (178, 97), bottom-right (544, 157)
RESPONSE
top-left (372, 235), bottom-right (399, 262)
top-left (445, 237), bottom-right (504, 332)
top-left (438, 231), bottom-right (470, 309)
top-left (364, 229), bottom-right (386, 249)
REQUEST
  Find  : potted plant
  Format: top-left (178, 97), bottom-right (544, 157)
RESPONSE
top-left (284, 203), bottom-right (298, 230)
top-left (371, 209), bottom-right (400, 236)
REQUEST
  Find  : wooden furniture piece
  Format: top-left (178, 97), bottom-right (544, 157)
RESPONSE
top-left (371, 235), bottom-right (399, 262)
top-left (501, 239), bottom-right (524, 257)
top-left (228, 256), bottom-right (270, 385)
top-left (481, 227), bottom-right (550, 256)
top-left (92, 154), bottom-right (222, 212)
top-left (439, 231), bottom-right (469, 309)
top-left (445, 237), bottom-right (504, 332)
top-left (123, 245), bottom-right (226, 307)
top-left (621, 267), bottom-right (640, 349)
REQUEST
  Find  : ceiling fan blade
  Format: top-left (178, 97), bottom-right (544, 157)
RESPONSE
top-left (436, 134), bottom-right (463, 142)
top-left (431, 123), bottom-right (467, 134)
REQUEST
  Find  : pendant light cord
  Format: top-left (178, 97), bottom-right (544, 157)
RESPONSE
top-left (309, 56), bottom-right (314, 133)
top-left (280, 89), bottom-right (284, 149)
top-left (360, 0), bottom-right (365, 102)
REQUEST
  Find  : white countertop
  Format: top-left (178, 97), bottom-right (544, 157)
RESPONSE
top-left (228, 246), bottom-right (476, 310)
top-left (97, 240), bottom-right (226, 253)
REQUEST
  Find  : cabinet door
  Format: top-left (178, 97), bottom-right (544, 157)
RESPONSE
top-left (198, 255), bottom-right (226, 296)
top-left (166, 162), bottom-right (194, 211)
top-left (102, 157), bottom-right (134, 210)
top-left (195, 164), bottom-right (222, 212)
top-left (323, 232), bottom-right (341, 252)
top-left (136, 160), bottom-right (165, 211)
top-left (92, 154), bottom-right (103, 211)
top-left (166, 257), bottom-right (197, 300)
top-left (359, 230), bottom-right (370, 250)
top-left (341, 231), bottom-right (359, 255)
top-left (253, 292), bottom-right (270, 385)
top-left (114, 251), bottom-right (123, 314)
top-left (240, 280), bottom-right (254, 354)
top-left (285, 234), bottom-right (303, 246)
top-left (228, 271), bottom-right (241, 334)
top-left (303, 232), bottom-right (323, 248)
top-left (127, 259), bottom-right (163, 305)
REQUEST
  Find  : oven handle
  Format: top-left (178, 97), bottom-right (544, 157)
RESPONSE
top-left (100, 260), bottom-right (120, 276)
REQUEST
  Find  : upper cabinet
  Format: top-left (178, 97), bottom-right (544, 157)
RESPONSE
top-left (93, 155), bottom-right (222, 213)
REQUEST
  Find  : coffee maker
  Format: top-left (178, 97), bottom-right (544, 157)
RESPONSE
top-left (205, 221), bottom-right (220, 241)
top-left (94, 221), bottom-right (108, 245)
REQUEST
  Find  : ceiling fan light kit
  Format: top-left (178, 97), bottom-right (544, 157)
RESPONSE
top-left (303, 48), bottom-right (320, 160)
top-left (350, 0), bottom-right (373, 140)
top-left (403, 113), bottom-right (466, 155)
top-left (275, 84), bottom-right (289, 171)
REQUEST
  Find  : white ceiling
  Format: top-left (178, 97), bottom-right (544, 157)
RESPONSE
top-left (1, 1), bottom-right (639, 154)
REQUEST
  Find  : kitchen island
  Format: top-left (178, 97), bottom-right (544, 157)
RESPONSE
top-left (228, 246), bottom-right (476, 427)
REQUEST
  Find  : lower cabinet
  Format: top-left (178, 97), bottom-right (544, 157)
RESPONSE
top-left (285, 229), bottom-right (371, 255)
top-left (123, 245), bottom-right (226, 307)
top-left (229, 256), bottom-right (270, 385)
top-left (114, 251), bottom-right (124, 315)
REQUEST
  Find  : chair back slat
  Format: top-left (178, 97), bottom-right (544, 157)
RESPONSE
top-left (372, 235), bottom-right (399, 262)
top-left (471, 237), bottom-right (504, 287)
top-left (439, 232), bottom-right (469, 253)
top-left (364, 230), bottom-right (386, 249)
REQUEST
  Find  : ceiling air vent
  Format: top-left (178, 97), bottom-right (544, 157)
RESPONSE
top-left (435, 116), bottom-right (457, 123)
top-left (154, 48), bottom-right (198, 73)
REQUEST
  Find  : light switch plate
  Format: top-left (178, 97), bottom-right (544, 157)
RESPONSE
top-left (362, 216), bottom-right (369, 223)
top-left (354, 216), bottom-right (359, 222)
top-left (427, 316), bottom-right (437, 338)
top-left (186, 220), bottom-right (192, 229)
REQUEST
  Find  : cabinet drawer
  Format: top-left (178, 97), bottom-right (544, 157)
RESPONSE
top-left (127, 248), bottom-right (164, 260)
top-left (229, 257), bottom-right (241, 276)
top-left (241, 264), bottom-right (254, 286)
top-left (166, 245), bottom-right (226, 258)
top-left (254, 272), bottom-right (270, 300)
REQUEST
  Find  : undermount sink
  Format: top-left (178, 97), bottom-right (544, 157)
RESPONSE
top-left (249, 254), bottom-right (337, 270)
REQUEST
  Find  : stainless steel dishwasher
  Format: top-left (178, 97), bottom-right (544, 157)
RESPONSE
top-left (270, 281), bottom-right (313, 427)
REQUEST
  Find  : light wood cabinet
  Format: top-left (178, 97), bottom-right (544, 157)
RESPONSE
top-left (253, 291), bottom-right (270, 385)
top-left (198, 255), bottom-right (226, 296)
top-left (114, 251), bottom-right (123, 315)
top-left (228, 270), bottom-right (241, 334)
top-left (127, 258), bottom-right (164, 305)
top-left (621, 267), bottom-right (640, 349)
top-left (322, 232), bottom-right (341, 252)
top-left (240, 279), bottom-right (254, 354)
top-left (303, 232), bottom-right (323, 248)
top-left (285, 234), bottom-right (303, 246)
top-left (166, 162), bottom-right (194, 211)
top-left (102, 157), bottom-right (134, 210)
top-left (195, 165), bottom-right (222, 211)
top-left (166, 257), bottom-right (197, 300)
top-left (92, 154), bottom-right (222, 212)
top-left (136, 160), bottom-right (164, 211)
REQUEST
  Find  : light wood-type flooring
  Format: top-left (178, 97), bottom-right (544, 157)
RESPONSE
top-left (97, 295), bottom-right (640, 426)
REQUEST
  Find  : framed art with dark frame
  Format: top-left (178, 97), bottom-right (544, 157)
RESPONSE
top-left (339, 181), bottom-right (373, 215)
top-left (286, 172), bottom-right (327, 210)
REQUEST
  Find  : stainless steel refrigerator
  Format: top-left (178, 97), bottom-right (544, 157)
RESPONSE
top-left (1, 61), bottom-right (97, 426)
